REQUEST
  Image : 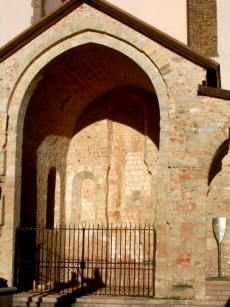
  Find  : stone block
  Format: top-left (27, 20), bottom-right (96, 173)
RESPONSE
top-left (0, 150), bottom-right (6, 176)
top-left (180, 266), bottom-right (195, 281)
top-left (187, 237), bottom-right (196, 253)
top-left (194, 224), bottom-right (206, 238)
top-left (185, 71), bottom-right (195, 80)
top-left (155, 280), bottom-right (168, 298)
top-left (166, 211), bottom-right (181, 225)
top-left (191, 253), bottom-right (205, 267)
top-left (0, 194), bottom-right (4, 225)
top-left (197, 239), bottom-right (206, 253)
top-left (168, 238), bottom-right (181, 253)
top-left (193, 281), bottom-right (205, 297)
top-left (171, 284), bottom-right (194, 299)
top-left (195, 267), bottom-right (205, 281)
top-left (187, 212), bottom-right (196, 224)
top-left (157, 266), bottom-right (178, 281)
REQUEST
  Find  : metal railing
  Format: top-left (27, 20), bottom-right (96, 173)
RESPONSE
top-left (15, 224), bottom-right (156, 296)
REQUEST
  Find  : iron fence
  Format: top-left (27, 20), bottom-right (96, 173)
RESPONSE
top-left (15, 224), bottom-right (156, 296)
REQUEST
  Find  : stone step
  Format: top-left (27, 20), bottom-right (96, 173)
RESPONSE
top-left (206, 284), bottom-right (230, 290)
top-left (206, 283), bottom-right (230, 288)
top-left (193, 299), bottom-right (229, 304)
top-left (13, 294), bottom-right (230, 307)
top-left (206, 290), bottom-right (230, 296)
top-left (206, 279), bottom-right (230, 286)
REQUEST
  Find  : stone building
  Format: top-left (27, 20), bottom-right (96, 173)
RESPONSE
top-left (0, 0), bottom-right (230, 305)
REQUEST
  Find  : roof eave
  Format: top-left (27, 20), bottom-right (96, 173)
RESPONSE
top-left (198, 85), bottom-right (230, 101)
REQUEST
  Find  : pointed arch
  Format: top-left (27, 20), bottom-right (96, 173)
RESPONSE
top-left (196, 131), bottom-right (228, 183)
top-left (71, 171), bottom-right (97, 224)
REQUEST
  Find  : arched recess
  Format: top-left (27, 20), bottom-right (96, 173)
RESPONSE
top-left (196, 130), bottom-right (228, 183)
top-left (20, 149), bottom-right (37, 228)
top-left (54, 170), bottom-right (61, 226)
top-left (66, 86), bottom-right (160, 225)
top-left (4, 33), bottom-right (169, 285)
top-left (7, 33), bottom-right (169, 228)
top-left (71, 171), bottom-right (97, 225)
top-left (206, 139), bottom-right (230, 278)
top-left (46, 167), bottom-right (61, 228)
top-left (46, 167), bottom-right (56, 229)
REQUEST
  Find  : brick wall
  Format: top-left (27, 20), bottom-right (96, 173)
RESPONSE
top-left (31, 0), bottom-right (45, 25)
top-left (187, 0), bottom-right (218, 56)
top-left (31, 0), bottom-right (68, 25)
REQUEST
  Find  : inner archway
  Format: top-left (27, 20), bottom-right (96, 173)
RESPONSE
top-left (20, 42), bottom-right (160, 227)
top-left (206, 140), bottom-right (230, 277)
top-left (66, 86), bottom-right (159, 225)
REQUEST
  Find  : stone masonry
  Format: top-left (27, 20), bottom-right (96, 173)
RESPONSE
top-left (0, 1), bottom-right (230, 304)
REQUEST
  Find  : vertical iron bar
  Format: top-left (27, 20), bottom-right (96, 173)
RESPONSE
top-left (17, 227), bottom-right (21, 290)
top-left (138, 225), bottom-right (141, 296)
top-left (81, 224), bottom-right (85, 295)
top-left (41, 226), bottom-right (45, 292)
top-left (84, 226), bottom-right (90, 294)
top-left (129, 224), bottom-right (131, 296)
top-left (86, 225), bottom-right (89, 295)
top-left (72, 224), bottom-right (76, 292)
top-left (110, 225), bottom-right (112, 295)
top-left (134, 225), bottom-right (136, 296)
top-left (100, 224), bottom-right (103, 295)
top-left (68, 225), bottom-right (71, 293)
top-left (62, 226), bottom-right (66, 293)
top-left (105, 224), bottom-right (108, 295)
top-left (143, 225), bottom-right (146, 296)
top-left (54, 226), bottom-right (58, 292)
top-left (77, 224), bottom-right (80, 289)
top-left (147, 225), bottom-right (150, 296)
top-left (36, 227), bottom-right (41, 292)
top-left (124, 225), bottom-right (126, 295)
top-left (119, 224), bottom-right (122, 295)
top-left (91, 224), bottom-right (95, 294)
top-left (114, 225), bottom-right (117, 295)
top-left (14, 227), bottom-right (19, 289)
top-left (95, 224), bottom-right (99, 294)
top-left (45, 228), bottom-right (49, 290)
top-left (58, 225), bottom-right (62, 293)
top-left (49, 228), bottom-right (53, 292)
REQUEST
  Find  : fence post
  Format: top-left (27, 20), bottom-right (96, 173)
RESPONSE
top-left (81, 224), bottom-right (86, 294)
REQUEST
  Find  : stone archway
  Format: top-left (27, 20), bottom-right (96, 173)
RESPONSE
top-left (66, 86), bottom-right (160, 225)
top-left (19, 42), bottom-right (160, 228)
top-left (206, 139), bottom-right (230, 278)
top-left (5, 32), bottom-right (169, 284)
top-left (7, 33), bottom-right (169, 225)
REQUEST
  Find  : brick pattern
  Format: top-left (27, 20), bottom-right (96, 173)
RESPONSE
top-left (31, 0), bottom-right (45, 25)
top-left (31, 0), bottom-right (69, 24)
top-left (188, 0), bottom-right (218, 56)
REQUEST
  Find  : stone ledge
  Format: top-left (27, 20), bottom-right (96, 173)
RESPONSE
top-left (206, 277), bottom-right (230, 281)
top-left (0, 287), bottom-right (17, 296)
top-left (198, 85), bottom-right (230, 101)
